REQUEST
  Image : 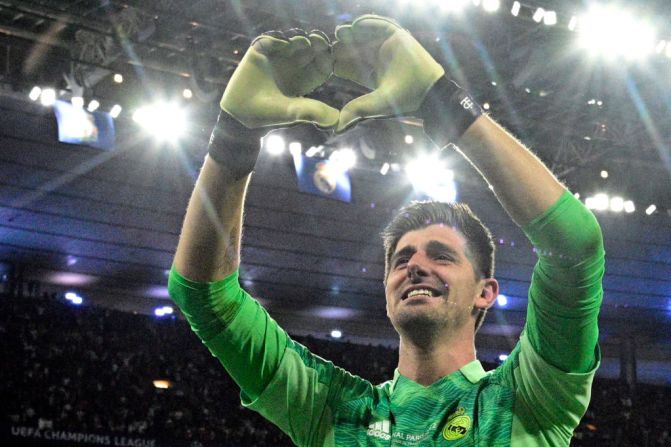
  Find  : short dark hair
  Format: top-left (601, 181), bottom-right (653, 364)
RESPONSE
top-left (381, 201), bottom-right (495, 332)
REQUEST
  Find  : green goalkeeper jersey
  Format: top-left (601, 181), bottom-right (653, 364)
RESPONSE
top-left (169, 192), bottom-right (605, 446)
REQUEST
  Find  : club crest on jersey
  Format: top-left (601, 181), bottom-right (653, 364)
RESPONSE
top-left (442, 407), bottom-right (471, 441)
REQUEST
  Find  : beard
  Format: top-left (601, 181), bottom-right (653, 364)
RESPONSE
top-left (390, 302), bottom-right (471, 347)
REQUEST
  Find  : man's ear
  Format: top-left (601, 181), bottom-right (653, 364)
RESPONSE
top-left (474, 278), bottom-right (499, 310)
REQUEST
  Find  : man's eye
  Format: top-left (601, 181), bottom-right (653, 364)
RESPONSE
top-left (394, 258), bottom-right (408, 267)
top-left (436, 255), bottom-right (453, 262)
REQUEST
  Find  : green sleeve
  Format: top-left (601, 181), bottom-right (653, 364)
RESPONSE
top-left (521, 191), bottom-right (605, 373)
top-left (168, 266), bottom-right (365, 446)
top-left (167, 266), bottom-right (287, 401)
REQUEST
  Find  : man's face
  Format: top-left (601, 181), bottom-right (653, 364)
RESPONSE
top-left (384, 224), bottom-right (492, 338)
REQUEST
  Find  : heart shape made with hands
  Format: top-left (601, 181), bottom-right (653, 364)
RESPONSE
top-left (223, 15), bottom-right (444, 134)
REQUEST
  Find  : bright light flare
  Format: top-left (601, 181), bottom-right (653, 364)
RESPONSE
top-left (133, 102), bottom-right (188, 142)
top-left (511, 1), bottom-right (520, 16)
top-left (152, 380), bottom-right (172, 389)
top-left (330, 329), bottom-right (342, 339)
top-left (496, 294), bottom-right (508, 307)
top-left (29, 86), bottom-right (42, 101)
top-left (623, 200), bottom-right (635, 213)
top-left (482, 0), bottom-right (500, 13)
top-left (329, 148), bottom-right (357, 171)
top-left (87, 100), bottom-right (100, 112)
top-left (71, 96), bottom-right (84, 108)
top-left (405, 152), bottom-right (457, 203)
top-left (265, 134), bottom-right (286, 155)
top-left (113, 73), bottom-right (123, 83)
top-left (609, 196), bottom-right (624, 212)
top-left (440, 0), bottom-right (470, 13)
top-left (576, 5), bottom-right (656, 60)
top-left (40, 88), bottom-right (56, 106)
top-left (110, 104), bottom-right (122, 118)
top-left (645, 204), bottom-right (656, 215)
top-left (288, 142), bottom-right (302, 157)
top-left (154, 305), bottom-right (174, 317)
top-left (65, 291), bottom-right (84, 305)
top-left (532, 8), bottom-right (545, 23)
top-left (543, 11), bottom-right (557, 26)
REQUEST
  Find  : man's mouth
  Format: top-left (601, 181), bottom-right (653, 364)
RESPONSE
top-left (402, 287), bottom-right (442, 300)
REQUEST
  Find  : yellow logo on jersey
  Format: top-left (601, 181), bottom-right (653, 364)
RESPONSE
top-left (442, 407), bottom-right (471, 441)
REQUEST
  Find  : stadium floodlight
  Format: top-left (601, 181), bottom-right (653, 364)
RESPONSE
top-left (71, 96), bottom-right (84, 108)
top-left (133, 102), bottom-right (188, 143)
top-left (543, 11), bottom-right (557, 26)
top-left (511, 1), bottom-right (520, 16)
top-left (152, 380), bottom-right (172, 389)
top-left (645, 204), bottom-right (657, 215)
top-left (623, 200), bottom-right (635, 213)
top-left (568, 15), bottom-right (578, 31)
top-left (532, 8), bottom-right (545, 23)
top-left (154, 305), bottom-right (173, 317)
top-left (576, 5), bottom-right (656, 60)
top-left (65, 291), bottom-right (84, 305)
top-left (40, 88), bottom-right (56, 106)
top-left (609, 196), bottom-right (624, 212)
top-left (440, 0), bottom-right (470, 13)
top-left (482, 0), bottom-right (500, 13)
top-left (380, 162), bottom-right (390, 175)
top-left (586, 193), bottom-right (608, 210)
top-left (496, 294), bottom-right (508, 307)
top-left (109, 104), bottom-right (122, 118)
top-left (29, 86), bottom-right (42, 101)
top-left (265, 134), bottom-right (286, 155)
top-left (405, 152), bottom-right (457, 202)
top-left (87, 100), bottom-right (100, 112)
top-left (329, 148), bottom-right (357, 171)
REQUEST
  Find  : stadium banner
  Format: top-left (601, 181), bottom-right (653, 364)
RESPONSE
top-left (291, 152), bottom-right (352, 203)
top-left (2, 424), bottom-right (212, 447)
top-left (53, 100), bottom-right (116, 150)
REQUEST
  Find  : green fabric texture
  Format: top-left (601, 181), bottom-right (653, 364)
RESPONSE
top-left (168, 267), bottom-right (287, 401)
top-left (521, 191), bottom-right (605, 373)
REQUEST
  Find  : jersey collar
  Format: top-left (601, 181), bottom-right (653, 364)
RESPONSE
top-left (390, 360), bottom-right (487, 392)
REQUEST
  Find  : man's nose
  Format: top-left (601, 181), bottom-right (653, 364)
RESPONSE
top-left (407, 254), bottom-right (429, 281)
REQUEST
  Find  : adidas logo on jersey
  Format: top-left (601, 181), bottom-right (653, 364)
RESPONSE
top-left (367, 420), bottom-right (391, 441)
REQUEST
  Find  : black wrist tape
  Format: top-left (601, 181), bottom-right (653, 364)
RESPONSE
top-left (417, 76), bottom-right (483, 149)
top-left (207, 111), bottom-right (267, 180)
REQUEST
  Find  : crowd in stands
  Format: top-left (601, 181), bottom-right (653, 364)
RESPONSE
top-left (1, 292), bottom-right (669, 446)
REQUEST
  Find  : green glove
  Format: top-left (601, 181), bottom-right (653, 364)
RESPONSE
top-left (209, 29), bottom-right (339, 179)
top-left (333, 15), bottom-right (482, 147)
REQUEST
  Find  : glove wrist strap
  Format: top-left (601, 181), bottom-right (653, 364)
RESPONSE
top-left (417, 76), bottom-right (483, 149)
top-left (207, 112), bottom-right (267, 180)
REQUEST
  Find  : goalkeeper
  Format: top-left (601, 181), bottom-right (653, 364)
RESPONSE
top-left (169, 16), bottom-right (604, 446)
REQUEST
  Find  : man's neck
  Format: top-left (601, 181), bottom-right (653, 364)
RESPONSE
top-left (396, 326), bottom-right (477, 386)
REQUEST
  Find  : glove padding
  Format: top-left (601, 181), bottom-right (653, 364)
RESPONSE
top-left (221, 29), bottom-right (339, 128)
top-left (209, 29), bottom-right (339, 179)
top-left (333, 15), bottom-right (445, 132)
